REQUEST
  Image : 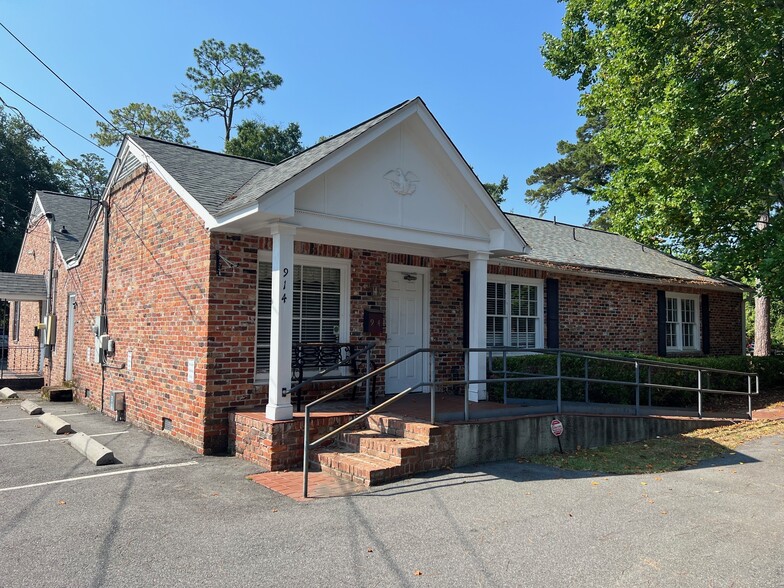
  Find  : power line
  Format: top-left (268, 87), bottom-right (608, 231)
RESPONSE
top-left (0, 20), bottom-right (121, 134)
top-left (0, 95), bottom-right (74, 162)
top-left (0, 80), bottom-right (115, 157)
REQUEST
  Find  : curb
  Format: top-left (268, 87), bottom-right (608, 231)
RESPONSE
top-left (0, 387), bottom-right (19, 399)
top-left (68, 432), bottom-right (115, 466)
top-left (21, 400), bottom-right (43, 415)
top-left (38, 413), bottom-right (72, 435)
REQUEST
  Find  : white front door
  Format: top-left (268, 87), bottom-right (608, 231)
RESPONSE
top-left (64, 293), bottom-right (76, 381)
top-left (385, 269), bottom-right (426, 394)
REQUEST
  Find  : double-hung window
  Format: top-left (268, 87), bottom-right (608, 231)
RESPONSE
top-left (665, 293), bottom-right (700, 352)
top-left (256, 254), bottom-right (350, 379)
top-left (486, 277), bottom-right (543, 349)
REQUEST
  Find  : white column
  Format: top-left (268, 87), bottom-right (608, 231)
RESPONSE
top-left (266, 223), bottom-right (297, 421)
top-left (468, 252), bottom-right (489, 402)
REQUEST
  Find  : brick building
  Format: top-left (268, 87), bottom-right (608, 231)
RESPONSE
top-left (7, 97), bottom-right (746, 454)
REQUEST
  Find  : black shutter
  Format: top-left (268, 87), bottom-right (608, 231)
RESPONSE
top-left (546, 278), bottom-right (560, 348)
top-left (701, 293), bottom-right (710, 355)
top-left (462, 271), bottom-right (470, 348)
top-left (657, 290), bottom-right (667, 356)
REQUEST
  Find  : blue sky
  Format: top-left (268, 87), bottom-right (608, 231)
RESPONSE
top-left (0, 0), bottom-right (594, 225)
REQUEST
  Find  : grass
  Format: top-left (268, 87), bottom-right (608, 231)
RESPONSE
top-left (523, 399), bottom-right (784, 475)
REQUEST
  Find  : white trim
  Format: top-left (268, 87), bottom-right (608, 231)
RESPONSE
top-left (486, 275), bottom-right (545, 350)
top-left (254, 251), bottom-right (352, 383)
top-left (495, 258), bottom-right (747, 293)
top-left (665, 292), bottom-right (701, 352)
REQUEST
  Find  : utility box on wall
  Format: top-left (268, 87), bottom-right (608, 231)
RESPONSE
top-left (110, 391), bottom-right (125, 421)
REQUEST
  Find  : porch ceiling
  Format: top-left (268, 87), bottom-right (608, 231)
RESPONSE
top-left (0, 272), bottom-right (47, 301)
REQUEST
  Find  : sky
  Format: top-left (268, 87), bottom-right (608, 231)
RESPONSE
top-left (0, 0), bottom-right (593, 225)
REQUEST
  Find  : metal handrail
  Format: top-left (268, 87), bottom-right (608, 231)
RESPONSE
top-left (302, 347), bottom-right (435, 497)
top-left (300, 346), bottom-right (759, 497)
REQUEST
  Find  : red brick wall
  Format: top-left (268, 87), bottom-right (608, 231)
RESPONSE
top-left (66, 167), bottom-right (213, 452)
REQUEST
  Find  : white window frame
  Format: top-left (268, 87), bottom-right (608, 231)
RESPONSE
top-left (255, 252), bottom-right (351, 382)
top-left (665, 292), bottom-right (700, 352)
top-left (486, 276), bottom-right (544, 350)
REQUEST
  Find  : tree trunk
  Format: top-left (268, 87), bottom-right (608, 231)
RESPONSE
top-left (754, 211), bottom-right (772, 356)
top-left (754, 294), bottom-right (772, 356)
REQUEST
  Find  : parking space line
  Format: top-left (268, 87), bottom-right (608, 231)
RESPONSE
top-left (0, 412), bottom-right (92, 422)
top-left (0, 461), bottom-right (199, 493)
top-left (0, 431), bottom-right (129, 448)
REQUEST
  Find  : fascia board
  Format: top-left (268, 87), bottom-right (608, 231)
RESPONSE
top-left (498, 258), bottom-right (748, 293)
top-left (126, 139), bottom-right (217, 228)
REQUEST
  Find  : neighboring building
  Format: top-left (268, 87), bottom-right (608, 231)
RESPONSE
top-left (9, 97), bottom-right (746, 454)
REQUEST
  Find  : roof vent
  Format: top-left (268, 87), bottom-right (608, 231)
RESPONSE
top-left (572, 227), bottom-right (576, 240)
top-left (61, 225), bottom-right (69, 234)
top-left (552, 216), bottom-right (557, 225)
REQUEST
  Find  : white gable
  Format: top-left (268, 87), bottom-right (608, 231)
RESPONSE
top-left (215, 99), bottom-right (527, 257)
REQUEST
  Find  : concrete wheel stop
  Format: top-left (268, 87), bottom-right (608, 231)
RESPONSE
top-left (68, 432), bottom-right (115, 466)
top-left (1, 387), bottom-right (20, 399)
top-left (38, 413), bottom-right (73, 435)
top-left (20, 400), bottom-right (43, 415)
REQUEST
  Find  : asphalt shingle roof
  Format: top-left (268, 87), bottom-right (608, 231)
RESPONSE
top-left (0, 272), bottom-right (47, 300)
top-left (37, 191), bottom-right (94, 260)
top-left (130, 136), bottom-right (271, 215)
top-left (505, 214), bottom-right (742, 288)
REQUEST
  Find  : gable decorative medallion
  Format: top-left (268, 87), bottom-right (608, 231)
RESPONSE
top-left (383, 168), bottom-right (419, 196)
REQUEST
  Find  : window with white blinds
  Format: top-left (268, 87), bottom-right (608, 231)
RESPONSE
top-left (256, 255), bottom-right (349, 375)
top-left (486, 277), bottom-right (543, 349)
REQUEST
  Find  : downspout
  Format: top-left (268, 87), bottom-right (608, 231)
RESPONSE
top-left (44, 212), bottom-right (55, 385)
top-left (99, 200), bottom-right (110, 414)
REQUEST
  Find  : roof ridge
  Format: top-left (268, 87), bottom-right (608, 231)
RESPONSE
top-left (131, 135), bottom-right (274, 165)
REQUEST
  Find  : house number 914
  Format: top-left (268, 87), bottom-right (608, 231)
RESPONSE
top-left (281, 267), bottom-right (289, 303)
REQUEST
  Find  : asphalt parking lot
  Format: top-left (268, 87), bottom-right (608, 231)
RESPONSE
top-left (1, 391), bottom-right (784, 587)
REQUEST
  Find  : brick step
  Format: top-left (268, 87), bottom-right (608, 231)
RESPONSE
top-left (340, 429), bottom-right (429, 463)
top-left (366, 413), bottom-right (442, 443)
top-left (313, 447), bottom-right (406, 487)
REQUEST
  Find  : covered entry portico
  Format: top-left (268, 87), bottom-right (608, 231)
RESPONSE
top-left (210, 98), bottom-right (528, 420)
top-left (0, 272), bottom-right (47, 383)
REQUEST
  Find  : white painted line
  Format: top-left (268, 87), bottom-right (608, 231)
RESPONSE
top-left (0, 431), bottom-right (128, 448)
top-left (0, 412), bottom-right (92, 422)
top-left (0, 460), bottom-right (199, 493)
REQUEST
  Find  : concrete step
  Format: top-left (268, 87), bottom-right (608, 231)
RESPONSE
top-left (340, 429), bottom-right (429, 464)
top-left (314, 447), bottom-right (404, 486)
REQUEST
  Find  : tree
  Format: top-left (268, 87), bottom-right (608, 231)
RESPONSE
top-left (93, 102), bottom-right (191, 147)
top-left (525, 113), bottom-right (614, 226)
top-left (173, 39), bottom-right (283, 145)
top-left (541, 0), bottom-right (784, 354)
top-left (224, 120), bottom-right (303, 163)
top-left (54, 153), bottom-right (108, 200)
top-left (0, 106), bottom-right (65, 272)
top-left (483, 175), bottom-right (509, 204)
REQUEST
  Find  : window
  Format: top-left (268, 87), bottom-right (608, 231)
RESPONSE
top-left (256, 254), bottom-right (349, 376)
top-left (666, 293), bottom-right (699, 351)
top-left (486, 277), bottom-right (543, 349)
top-left (12, 302), bottom-right (21, 342)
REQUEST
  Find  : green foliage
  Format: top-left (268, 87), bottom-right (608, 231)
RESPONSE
top-left (541, 1), bottom-right (784, 294)
top-left (482, 174), bottom-right (509, 204)
top-left (93, 102), bottom-right (191, 147)
top-left (173, 39), bottom-right (283, 145)
top-left (224, 120), bottom-right (303, 163)
top-left (525, 113), bottom-right (612, 213)
top-left (53, 153), bottom-right (108, 200)
top-left (0, 106), bottom-right (65, 272)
